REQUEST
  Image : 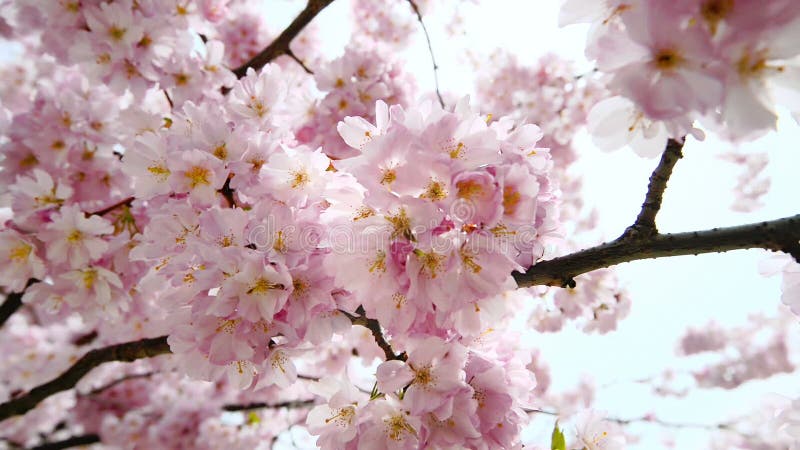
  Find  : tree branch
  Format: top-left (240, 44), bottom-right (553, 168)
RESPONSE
top-left (622, 138), bottom-right (684, 239)
top-left (0, 279), bottom-right (37, 330)
top-left (28, 434), bottom-right (100, 450)
top-left (406, 0), bottom-right (445, 109)
top-left (514, 214), bottom-right (800, 288)
top-left (223, 398), bottom-right (316, 412)
top-left (231, 0), bottom-right (335, 79)
top-left (0, 336), bottom-right (170, 422)
top-left (341, 308), bottom-right (406, 361)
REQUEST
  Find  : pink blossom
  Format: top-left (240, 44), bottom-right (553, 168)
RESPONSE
top-left (0, 229), bottom-right (45, 291)
top-left (38, 204), bottom-right (113, 269)
top-left (573, 409), bottom-right (627, 450)
top-left (377, 337), bottom-right (468, 415)
top-left (307, 376), bottom-right (365, 448)
top-left (167, 149), bottom-right (227, 205)
top-left (357, 396), bottom-right (421, 450)
top-left (228, 66), bottom-right (287, 123)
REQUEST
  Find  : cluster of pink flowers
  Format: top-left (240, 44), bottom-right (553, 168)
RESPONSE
top-left (296, 44), bottom-right (416, 159)
top-left (475, 52), bottom-right (605, 168)
top-left (569, 0), bottom-right (800, 155)
top-left (350, 0), bottom-right (430, 49)
top-left (677, 312), bottom-right (796, 390)
top-left (528, 269), bottom-right (631, 334)
top-left (6, 0), bottom-right (235, 104)
top-left (0, 52), bottom-right (553, 445)
top-left (718, 150), bottom-right (770, 212)
top-left (0, 314), bottom-right (88, 445)
top-left (308, 333), bottom-right (537, 449)
top-left (708, 395), bottom-right (800, 450)
top-left (326, 97), bottom-right (559, 339)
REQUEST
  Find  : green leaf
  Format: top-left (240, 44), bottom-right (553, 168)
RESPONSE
top-left (551, 421), bottom-right (566, 450)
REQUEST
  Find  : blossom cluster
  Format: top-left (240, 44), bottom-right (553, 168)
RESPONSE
top-left (567, 0), bottom-right (800, 155)
top-left (4, 0), bottom-right (235, 105)
top-left (678, 312), bottom-right (796, 390)
top-left (528, 269), bottom-right (631, 334)
top-left (0, 52), bottom-right (557, 446)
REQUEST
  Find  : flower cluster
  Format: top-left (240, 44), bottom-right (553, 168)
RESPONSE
top-left (475, 51), bottom-right (605, 168)
top-left (528, 269), bottom-right (631, 334)
top-left (296, 44), bottom-right (416, 159)
top-left (326, 97), bottom-right (559, 339)
top-left (569, 0), bottom-right (800, 154)
top-left (308, 332), bottom-right (536, 449)
top-left (677, 312), bottom-right (796, 389)
top-left (7, 0), bottom-right (234, 104)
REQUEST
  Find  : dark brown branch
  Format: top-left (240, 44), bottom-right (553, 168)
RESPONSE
top-left (163, 90), bottom-right (174, 109)
top-left (223, 398), bottom-right (316, 412)
top-left (780, 239), bottom-right (800, 263)
top-left (0, 279), bottom-right (37, 330)
top-left (0, 336), bottom-right (170, 422)
top-left (28, 434), bottom-right (100, 450)
top-left (218, 174), bottom-right (237, 208)
top-left (514, 214), bottom-right (800, 288)
top-left (622, 138), bottom-right (685, 239)
top-left (406, 0), bottom-right (445, 109)
top-left (231, 0), bottom-right (335, 79)
top-left (341, 308), bottom-right (406, 361)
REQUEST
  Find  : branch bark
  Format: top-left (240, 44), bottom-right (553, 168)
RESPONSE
top-left (231, 0), bottom-right (335, 79)
top-left (341, 308), bottom-right (406, 361)
top-left (28, 434), bottom-right (100, 450)
top-left (0, 279), bottom-right (37, 330)
top-left (622, 138), bottom-right (684, 239)
top-left (514, 214), bottom-right (800, 288)
top-left (223, 398), bottom-right (316, 412)
top-left (0, 336), bottom-right (170, 422)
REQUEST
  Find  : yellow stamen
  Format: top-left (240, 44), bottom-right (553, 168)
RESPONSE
top-left (184, 166), bottom-right (210, 188)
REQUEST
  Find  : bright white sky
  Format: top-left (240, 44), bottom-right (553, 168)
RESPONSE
top-left (265, 1), bottom-right (800, 448)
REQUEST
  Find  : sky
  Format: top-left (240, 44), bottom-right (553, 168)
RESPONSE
top-left (263, 1), bottom-right (800, 448)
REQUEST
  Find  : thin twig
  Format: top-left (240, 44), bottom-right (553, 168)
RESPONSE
top-left (223, 398), bottom-right (316, 412)
top-left (514, 214), bottom-right (800, 288)
top-left (622, 138), bottom-right (685, 239)
top-left (0, 279), bottom-right (37, 330)
top-left (285, 48), bottom-right (313, 74)
top-left (163, 90), bottom-right (174, 109)
top-left (526, 408), bottom-right (737, 433)
top-left (27, 434), bottom-right (100, 450)
top-left (79, 372), bottom-right (155, 397)
top-left (406, 0), bottom-right (445, 109)
top-left (0, 336), bottom-right (170, 422)
top-left (231, 0), bottom-right (335, 79)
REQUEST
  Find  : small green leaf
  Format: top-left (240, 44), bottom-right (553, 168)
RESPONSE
top-left (551, 421), bottom-right (566, 450)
